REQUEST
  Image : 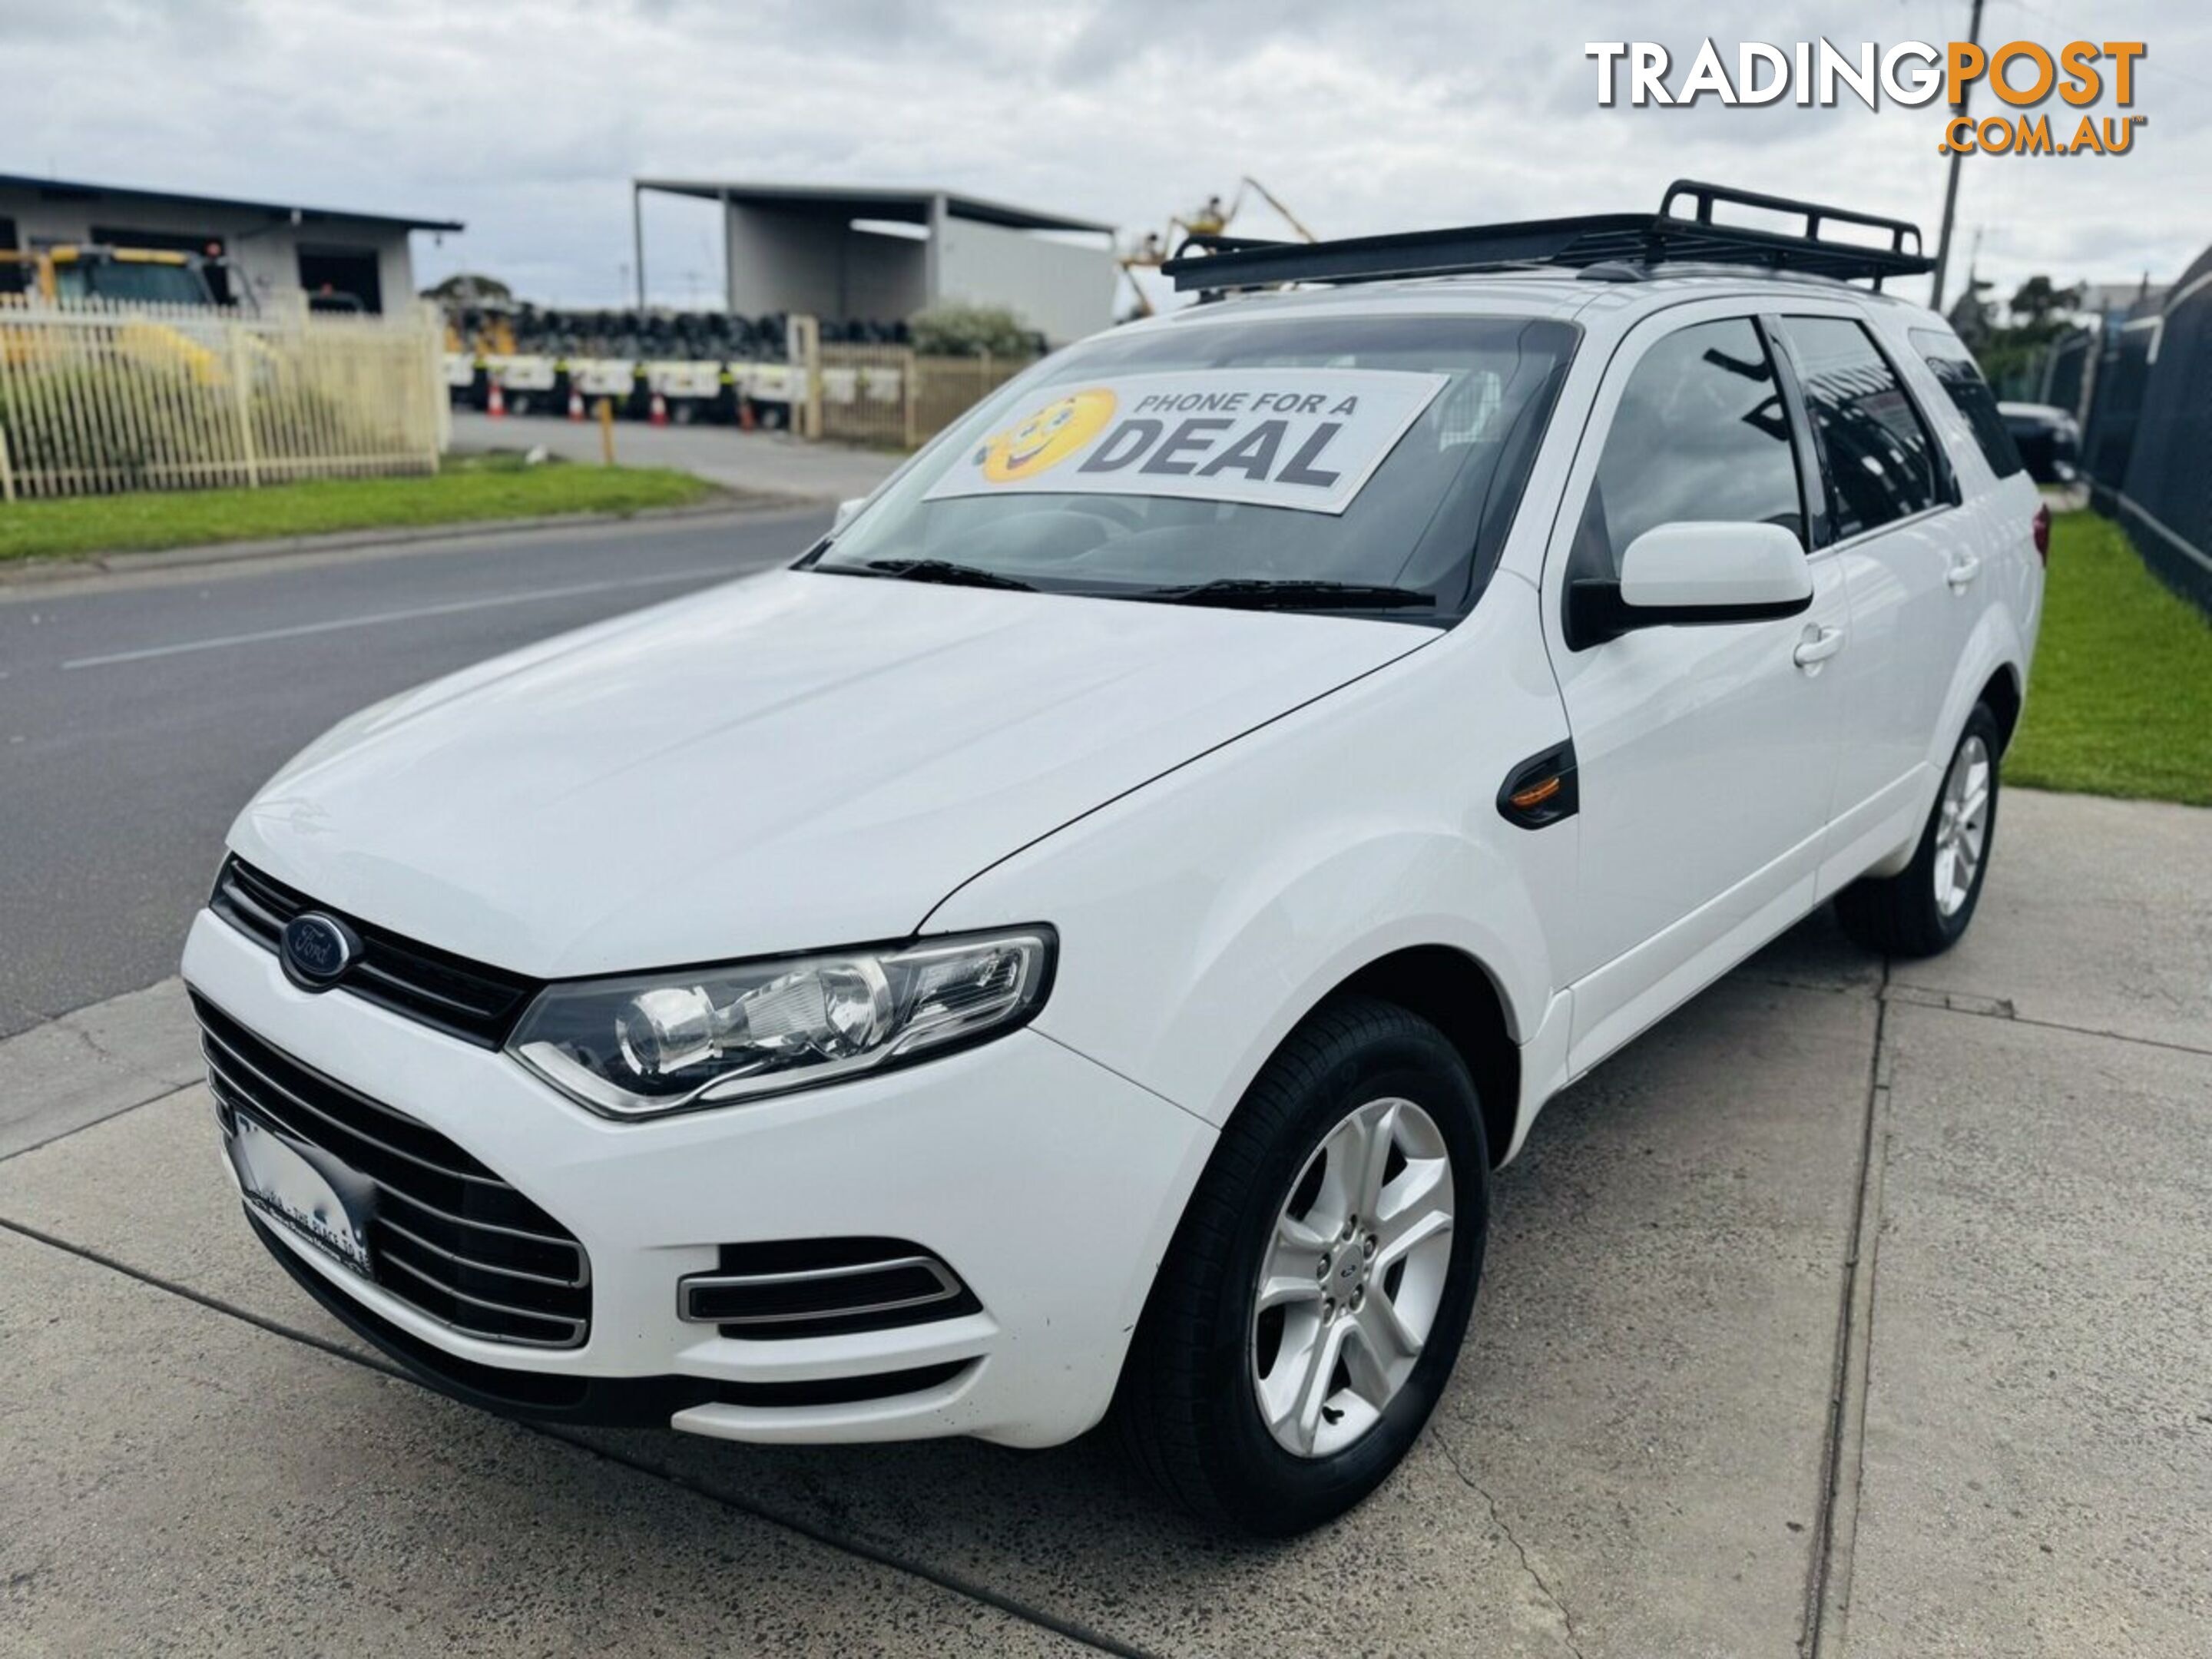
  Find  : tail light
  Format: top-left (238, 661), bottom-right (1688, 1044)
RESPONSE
top-left (2032, 503), bottom-right (2051, 565)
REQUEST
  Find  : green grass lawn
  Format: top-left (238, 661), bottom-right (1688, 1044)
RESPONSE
top-left (0, 453), bottom-right (717, 565)
top-left (2007, 508), bottom-right (2212, 807)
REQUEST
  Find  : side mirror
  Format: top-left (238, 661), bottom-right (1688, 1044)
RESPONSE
top-left (1567, 522), bottom-right (1811, 649)
top-left (831, 496), bottom-right (867, 535)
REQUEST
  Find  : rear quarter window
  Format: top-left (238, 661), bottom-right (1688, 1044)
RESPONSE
top-left (1775, 315), bottom-right (1944, 541)
top-left (1908, 327), bottom-right (2027, 482)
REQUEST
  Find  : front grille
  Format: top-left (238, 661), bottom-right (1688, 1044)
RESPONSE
top-left (196, 993), bottom-right (591, 1349)
top-left (210, 856), bottom-right (540, 1048)
top-left (682, 1237), bottom-right (980, 1340)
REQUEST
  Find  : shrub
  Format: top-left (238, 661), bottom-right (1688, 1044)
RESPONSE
top-left (908, 303), bottom-right (1036, 359)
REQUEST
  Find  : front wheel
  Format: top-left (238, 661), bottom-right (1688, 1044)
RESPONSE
top-left (1836, 702), bottom-right (2002, 958)
top-left (1114, 996), bottom-right (1490, 1535)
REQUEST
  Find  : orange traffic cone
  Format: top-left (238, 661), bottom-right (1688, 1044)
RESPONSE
top-left (738, 397), bottom-right (757, 432)
top-left (486, 382), bottom-right (506, 419)
top-left (648, 392), bottom-right (670, 428)
top-left (567, 388), bottom-right (585, 422)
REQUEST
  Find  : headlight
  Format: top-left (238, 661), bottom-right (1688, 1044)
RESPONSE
top-left (507, 927), bottom-right (1055, 1118)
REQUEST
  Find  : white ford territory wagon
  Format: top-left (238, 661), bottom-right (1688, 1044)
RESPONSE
top-left (183, 184), bottom-right (2045, 1534)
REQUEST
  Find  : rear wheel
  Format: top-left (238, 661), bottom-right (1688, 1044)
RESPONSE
top-left (1836, 702), bottom-right (2001, 958)
top-left (1114, 996), bottom-right (1489, 1535)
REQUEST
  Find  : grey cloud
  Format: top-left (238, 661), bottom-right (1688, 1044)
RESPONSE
top-left (1051, 0), bottom-right (1342, 85)
top-left (4, 0), bottom-right (2204, 306)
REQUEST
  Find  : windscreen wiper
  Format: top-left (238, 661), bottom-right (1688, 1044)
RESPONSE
top-left (859, 558), bottom-right (1038, 592)
top-left (1141, 578), bottom-right (1435, 611)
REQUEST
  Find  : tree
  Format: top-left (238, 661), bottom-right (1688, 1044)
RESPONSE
top-left (908, 303), bottom-right (1037, 358)
top-left (422, 273), bottom-right (514, 306)
top-left (1972, 273), bottom-right (2085, 399)
top-left (2007, 276), bottom-right (2084, 335)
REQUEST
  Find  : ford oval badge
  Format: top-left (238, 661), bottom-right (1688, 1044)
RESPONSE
top-left (280, 912), bottom-right (359, 990)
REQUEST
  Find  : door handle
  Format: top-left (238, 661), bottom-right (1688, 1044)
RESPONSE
top-left (1945, 554), bottom-right (1982, 591)
top-left (1793, 625), bottom-right (1846, 669)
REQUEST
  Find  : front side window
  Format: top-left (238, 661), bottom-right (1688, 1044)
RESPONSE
top-left (1567, 316), bottom-right (1803, 587)
top-left (1778, 316), bottom-right (1942, 539)
top-left (1909, 326), bottom-right (2025, 480)
top-left (812, 314), bottom-right (1578, 623)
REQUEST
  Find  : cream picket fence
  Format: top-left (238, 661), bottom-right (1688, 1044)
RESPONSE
top-left (799, 332), bottom-right (1035, 449)
top-left (0, 295), bottom-right (445, 501)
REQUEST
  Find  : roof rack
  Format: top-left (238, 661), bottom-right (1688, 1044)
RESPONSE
top-left (1161, 180), bottom-right (1933, 296)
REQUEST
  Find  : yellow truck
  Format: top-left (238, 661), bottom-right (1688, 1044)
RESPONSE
top-left (0, 244), bottom-right (259, 385)
top-left (0, 243), bottom-right (233, 307)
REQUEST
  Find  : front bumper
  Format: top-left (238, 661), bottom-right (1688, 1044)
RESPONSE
top-left (182, 909), bottom-right (1215, 1448)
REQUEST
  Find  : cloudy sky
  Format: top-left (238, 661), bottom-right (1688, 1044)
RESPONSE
top-left (6, 0), bottom-right (2205, 316)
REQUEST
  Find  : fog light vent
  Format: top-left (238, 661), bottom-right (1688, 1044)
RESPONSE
top-left (680, 1237), bottom-right (978, 1339)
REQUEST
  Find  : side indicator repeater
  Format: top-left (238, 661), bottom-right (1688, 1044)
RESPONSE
top-left (1497, 743), bottom-right (1580, 830)
top-left (1508, 774), bottom-right (1563, 811)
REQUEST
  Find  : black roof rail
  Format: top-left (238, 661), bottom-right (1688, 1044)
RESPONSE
top-left (1161, 179), bottom-right (1934, 296)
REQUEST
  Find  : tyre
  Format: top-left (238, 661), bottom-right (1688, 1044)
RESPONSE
top-left (1836, 702), bottom-right (2002, 958)
top-left (1114, 995), bottom-right (1490, 1535)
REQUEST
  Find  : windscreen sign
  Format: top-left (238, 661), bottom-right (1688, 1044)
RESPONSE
top-left (922, 369), bottom-right (1449, 515)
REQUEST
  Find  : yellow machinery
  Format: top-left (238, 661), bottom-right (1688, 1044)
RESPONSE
top-left (0, 245), bottom-right (254, 383)
top-left (1118, 177), bottom-right (1319, 316)
top-left (442, 310), bottom-right (517, 357)
top-left (0, 244), bottom-right (229, 307)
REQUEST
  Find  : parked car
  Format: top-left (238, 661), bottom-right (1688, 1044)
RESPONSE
top-left (1998, 400), bottom-right (2081, 484)
top-left (182, 184), bottom-right (2045, 1535)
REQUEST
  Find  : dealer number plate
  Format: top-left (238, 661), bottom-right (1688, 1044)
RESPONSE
top-left (226, 1111), bottom-right (377, 1279)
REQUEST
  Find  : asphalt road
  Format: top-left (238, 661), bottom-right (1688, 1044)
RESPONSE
top-left (0, 508), bottom-right (827, 1038)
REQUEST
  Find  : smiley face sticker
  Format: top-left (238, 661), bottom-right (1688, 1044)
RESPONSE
top-left (975, 387), bottom-right (1118, 482)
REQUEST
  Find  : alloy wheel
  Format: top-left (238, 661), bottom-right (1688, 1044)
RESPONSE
top-left (1249, 1097), bottom-right (1455, 1459)
top-left (1933, 733), bottom-right (1992, 917)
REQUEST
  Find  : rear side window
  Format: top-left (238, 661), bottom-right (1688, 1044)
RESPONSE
top-left (1777, 316), bottom-right (1942, 540)
top-left (1568, 316), bottom-right (1804, 583)
top-left (1909, 327), bottom-right (2026, 480)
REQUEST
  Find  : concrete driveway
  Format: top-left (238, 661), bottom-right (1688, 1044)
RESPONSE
top-left (2, 789), bottom-right (2206, 1657)
top-left (450, 410), bottom-right (902, 505)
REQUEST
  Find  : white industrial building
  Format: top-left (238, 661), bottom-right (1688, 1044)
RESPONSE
top-left (632, 180), bottom-right (1116, 346)
top-left (0, 173), bottom-right (461, 313)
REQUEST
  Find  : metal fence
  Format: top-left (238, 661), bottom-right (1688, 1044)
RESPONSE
top-left (803, 334), bottom-right (1035, 449)
top-left (2037, 326), bottom-right (2095, 421)
top-left (2077, 244), bottom-right (2212, 614)
top-left (0, 296), bottom-right (445, 500)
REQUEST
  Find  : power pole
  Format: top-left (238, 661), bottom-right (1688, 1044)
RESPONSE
top-left (1929, 0), bottom-right (1986, 314)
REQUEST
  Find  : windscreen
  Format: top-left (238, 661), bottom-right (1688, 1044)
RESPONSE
top-left (811, 313), bottom-right (1577, 622)
top-left (60, 260), bottom-right (213, 306)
